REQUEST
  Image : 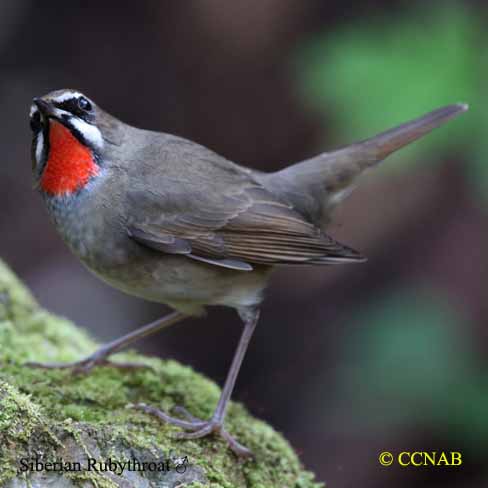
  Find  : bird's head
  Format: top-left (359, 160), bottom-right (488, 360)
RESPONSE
top-left (30, 89), bottom-right (119, 197)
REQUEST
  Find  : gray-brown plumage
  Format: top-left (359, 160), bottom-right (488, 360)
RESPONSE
top-left (28, 89), bottom-right (467, 456)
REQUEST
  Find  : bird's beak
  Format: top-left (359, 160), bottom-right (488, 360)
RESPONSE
top-left (33, 97), bottom-right (58, 118)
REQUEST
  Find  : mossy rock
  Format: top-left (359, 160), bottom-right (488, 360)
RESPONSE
top-left (0, 259), bottom-right (322, 488)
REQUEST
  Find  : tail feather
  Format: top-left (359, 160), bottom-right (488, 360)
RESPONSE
top-left (259, 103), bottom-right (468, 228)
top-left (357, 103), bottom-right (468, 163)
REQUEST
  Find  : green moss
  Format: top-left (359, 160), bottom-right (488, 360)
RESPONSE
top-left (0, 259), bottom-right (322, 487)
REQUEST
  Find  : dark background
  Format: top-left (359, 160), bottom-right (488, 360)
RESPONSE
top-left (1, 1), bottom-right (486, 486)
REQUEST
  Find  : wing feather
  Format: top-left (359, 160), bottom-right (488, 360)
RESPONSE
top-left (126, 139), bottom-right (365, 269)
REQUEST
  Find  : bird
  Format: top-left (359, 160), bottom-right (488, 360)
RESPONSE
top-left (28, 89), bottom-right (467, 457)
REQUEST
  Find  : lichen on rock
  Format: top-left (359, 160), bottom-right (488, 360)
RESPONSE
top-left (0, 258), bottom-right (323, 487)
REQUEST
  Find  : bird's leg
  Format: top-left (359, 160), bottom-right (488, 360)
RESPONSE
top-left (134, 307), bottom-right (260, 458)
top-left (26, 311), bottom-right (187, 374)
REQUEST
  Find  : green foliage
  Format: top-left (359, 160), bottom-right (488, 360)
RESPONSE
top-left (295, 2), bottom-right (488, 202)
top-left (341, 288), bottom-right (469, 418)
top-left (340, 286), bottom-right (488, 451)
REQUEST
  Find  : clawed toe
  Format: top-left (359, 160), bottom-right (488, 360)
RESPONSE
top-left (220, 430), bottom-right (253, 458)
top-left (173, 405), bottom-right (201, 423)
top-left (133, 402), bottom-right (203, 429)
top-left (176, 421), bottom-right (252, 458)
top-left (133, 403), bottom-right (253, 458)
top-left (174, 423), bottom-right (215, 440)
top-left (24, 358), bottom-right (100, 373)
top-left (25, 357), bottom-right (147, 375)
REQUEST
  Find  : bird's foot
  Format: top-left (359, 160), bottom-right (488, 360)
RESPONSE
top-left (25, 349), bottom-right (148, 375)
top-left (133, 403), bottom-right (253, 459)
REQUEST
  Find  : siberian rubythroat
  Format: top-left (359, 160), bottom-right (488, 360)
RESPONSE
top-left (29, 89), bottom-right (467, 456)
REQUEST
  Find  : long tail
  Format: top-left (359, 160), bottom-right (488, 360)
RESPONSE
top-left (260, 103), bottom-right (468, 227)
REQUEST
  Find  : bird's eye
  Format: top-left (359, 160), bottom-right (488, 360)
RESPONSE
top-left (78, 96), bottom-right (92, 111)
top-left (30, 110), bottom-right (42, 133)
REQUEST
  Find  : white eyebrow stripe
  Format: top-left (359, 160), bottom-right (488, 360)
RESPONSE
top-left (50, 91), bottom-right (83, 103)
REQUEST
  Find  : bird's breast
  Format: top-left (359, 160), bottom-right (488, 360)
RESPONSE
top-left (43, 187), bottom-right (134, 273)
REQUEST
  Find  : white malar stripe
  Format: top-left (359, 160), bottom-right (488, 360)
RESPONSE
top-left (35, 132), bottom-right (44, 166)
top-left (69, 117), bottom-right (104, 149)
top-left (44, 107), bottom-right (104, 150)
top-left (49, 90), bottom-right (83, 103)
top-left (30, 104), bottom-right (38, 118)
top-left (48, 106), bottom-right (104, 150)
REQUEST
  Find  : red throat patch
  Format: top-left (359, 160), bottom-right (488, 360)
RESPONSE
top-left (40, 120), bottom-right (99, 195)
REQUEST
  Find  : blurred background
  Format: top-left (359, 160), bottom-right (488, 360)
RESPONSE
top-left (0, 0), bottom-right (486, 486)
